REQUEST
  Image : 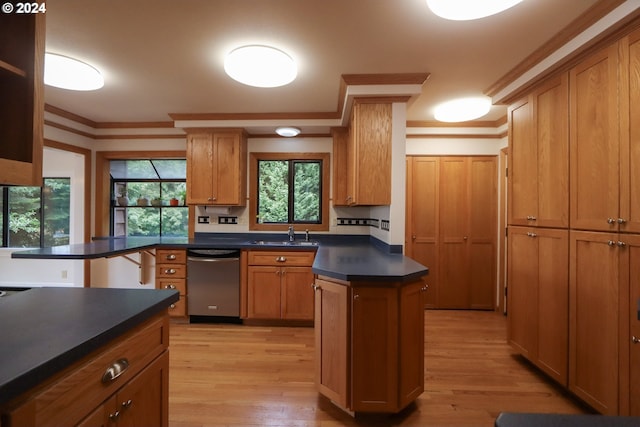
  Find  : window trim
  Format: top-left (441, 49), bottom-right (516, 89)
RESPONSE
top-left (249, 152), bottom-right (330, 232)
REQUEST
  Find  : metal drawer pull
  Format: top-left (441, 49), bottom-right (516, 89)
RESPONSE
top-left (109, 411), bottom-right (120, 421)
top-left (102, 358), bottom-right (129, 383)
top-left (170, 303), bottom-right (177, 309)
top-left (164, 268), bottom-right (176, 274)
top-left (618, 218), bottom-right (627, 224)
top-left (164, 284), bottom-right (176, 289)
top-left (607, 218), bottom-right (616, 224)
top-left (166, 254), bottom-right (176, 260)
top-left (276, 256), bottom-right (286, 262)
top-left (618, 241), bottom-right (627, 247)
top-left (633, 336), bottom-right (639, 344)
top-left (121, 399), bottom-right (133, 409)
top-left (608, 240), bottom-right (616, 246)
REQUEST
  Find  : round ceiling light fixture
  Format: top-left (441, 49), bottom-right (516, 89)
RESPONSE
top-left (434, 96), bottom-right (492, 122)
top-left (275, 126), bottom-right (301, 137)
top-left (224, 45), bottom-right (297, 88)
top-left (44, 53), bottom-right (104, 91)
top-left (426, 0), bottom-right (524, 21)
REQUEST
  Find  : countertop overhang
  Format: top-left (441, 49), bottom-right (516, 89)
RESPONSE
top-left (0, 287), bottom-right (179, 406)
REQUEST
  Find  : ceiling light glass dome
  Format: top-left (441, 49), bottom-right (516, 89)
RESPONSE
top-left (224, 45), bottom-right (297, 88)
top-left (44, 53), bottom-right (104, 91)
top-left (275, 126), bottom-right (301, 137)
top-left (434, 97), bottom-right (492, 122)
top-left (426, 0), bottom-right (524, 21)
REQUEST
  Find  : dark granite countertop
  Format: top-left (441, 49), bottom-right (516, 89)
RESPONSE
top-left (0, 287), bottom-right (179, 406)
top-left (10, 233), bottom-right (428, 282)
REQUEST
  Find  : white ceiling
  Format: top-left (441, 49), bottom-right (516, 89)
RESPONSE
top-left (44, 0), bottom-right (612, 130)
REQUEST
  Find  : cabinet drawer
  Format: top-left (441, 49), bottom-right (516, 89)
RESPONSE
top-left (156, 249), bottom-right (186, 264)
top-left (168, 296), bottom-right (187, 317)
top-left (156, 264), bottom-right (186, 279)
top-left (157, 278), bottom-right (186, 295)
top-left (4, 314), bottom-right (169, 427)
top-left (248, 250), bottom-right (315, 266)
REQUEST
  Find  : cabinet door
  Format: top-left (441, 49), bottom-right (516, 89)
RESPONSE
top-left (535, 74), bottom-right (569, 228)
top-left (468, 157), bottom-right (497, 309)
top-left (619, 29), bottom-right (640, 234)
top-left (350, 102), bottom-right (392, 205)
top-left (398, 280), bottom-right (425, 408)
top-left (627, 234), bottom-right (640, 416)
top-left (280, 266), bottom-right (315, 320)
top-left (405, 157), bottom-right (439, 308)
top-left (314, 278), bottom-right (348, 408)
top-left (570, 45), bottom-right (620, 232)
top-left (570, 231), bottom-right (620, 415)
top-left (246, 266), bottom-right (281, 319)
top-left (213, 132), bottom-right (245, 205)
top-left (508, 96), bottom-right (537, 226)
top-left (186, 133), bottom-right (214, 205)
top-left (332, 127), bottom-right (350, 207)
top-left (439, 157), bottom-right (469, 308)
top-left (507, 226), bottom-right (539, 359)
top-left (75, 398), bottom-right (112, 427)
top-left (536, 229), bottom-right (569, 385)
top-left (351, 286), bottom-right (398, 412)
top-left (116, 351), bottom-right (168, 427)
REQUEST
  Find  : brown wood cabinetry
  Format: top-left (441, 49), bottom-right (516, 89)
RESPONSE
top-left (313, 276), bottom-right (426, 414)
top-left (507, 227), bottom-right (568, 386)
top-left (155, 249), bottom-right (187, 317)
top-left (245, 250), bottom-right (315, 320)
top-left (186, 130), bottom-right (247, 206)
top-left (406, 156), bottom-right (497, 309)
top-left (508, 74), bottom-right (569, 228)
top-left (0, 12), bottom-right (44, 186)
top-left (333, 101), bottom-right (392, 206)
top-left (1, 313), bottom-right (169, 427)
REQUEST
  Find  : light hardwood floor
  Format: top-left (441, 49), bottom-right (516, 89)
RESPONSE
top-left (168, 310), bottom-right (589, 427)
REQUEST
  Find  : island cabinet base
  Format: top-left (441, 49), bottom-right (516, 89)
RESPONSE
top-left (314, 275), bottom-right (427, 414)
top-left (0, 312), bottom-right (170, 427)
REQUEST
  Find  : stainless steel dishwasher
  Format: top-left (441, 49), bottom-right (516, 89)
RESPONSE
top-left (187, 248), bottom-right (240, 320)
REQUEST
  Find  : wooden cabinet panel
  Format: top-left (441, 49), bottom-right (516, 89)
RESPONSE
top-left (405, 157), bottom-right (438, 308)
top-left (247, 250), bottom-right (314, 267)
top-left (619, 28), bottom-right (640, 234)
top-left (155, 249), bottom-right (187, 318)
top-left (186, 130), bottom-right (247, 206)
top-left (627, 235), bottom-right (640, 415)
top-left (332, 127), bottom-right (349, 207)
top-left (570, 45), bottom-right (620, 232)
top-left (398, 280), bottom-right (426, 408)
top-left (508, 97), bottom-right (537, 226)
top-left (281, 267), bottom-right (315, 320)
top-left (508, 227), bottom-right (568, 385)
top-left (570, 231), bottom-right (620, 415)
top-left (247, 266), bottom-right (282, 319)
top-left (314, 278), bottom-right (348, 408)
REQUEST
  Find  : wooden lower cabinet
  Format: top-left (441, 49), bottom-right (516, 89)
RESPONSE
top-left (245, 250), bottom-right (315, 321)
top-left (507, 227), bottom-right (568, 385)
top-left (1, 313), bottom-right (169, 427)
top-left (155, 249), bottom-right (187, 318)
top-left (314, 276), bottom-right (426, 414)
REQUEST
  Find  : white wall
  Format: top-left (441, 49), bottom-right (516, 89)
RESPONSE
top-left (0, 146), bottom-right (87, 288)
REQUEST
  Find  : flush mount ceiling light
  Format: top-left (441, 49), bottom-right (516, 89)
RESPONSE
top-left (275, 126), bottom-right (301, 137)
top-left (426, 0), bottom-right (524, 21)
top-left (224, 45), bottom-right (297, 88)
top-left (434, 97), bottom-right (492, 122)
top-left (44, 53), bottom-right (104, 91)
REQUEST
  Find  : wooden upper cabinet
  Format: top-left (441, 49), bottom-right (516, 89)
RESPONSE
top-left (344, 101), bottom-right (392, 206)
top-left (508, 73), bottom-right (569, 228)
top-left (570, 44), bottom-right (620, 232)
top-left (619, 27), bottom-right (640, 234)
top-left (331, 127), bottom-right (349, 207)
top-left (186, 130), bottom-right (247, 206)
top-left (0, 13), bottom-right (44, 186)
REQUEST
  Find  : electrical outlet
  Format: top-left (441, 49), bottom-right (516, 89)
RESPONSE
top-left (61, 270), bottom-right (68, 279)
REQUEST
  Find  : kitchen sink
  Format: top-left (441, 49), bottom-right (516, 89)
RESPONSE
top-left (250, 240), bottom-right (319, 247)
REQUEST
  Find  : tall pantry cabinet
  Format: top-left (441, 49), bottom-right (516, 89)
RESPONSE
top-left (507, 23), bottom-right (640, 416)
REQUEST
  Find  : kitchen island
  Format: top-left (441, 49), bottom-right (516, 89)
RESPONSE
top-left (0, 287), bottom-right (179, 426)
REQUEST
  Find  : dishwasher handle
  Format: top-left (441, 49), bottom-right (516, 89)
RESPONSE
top-left (187, 256), bottom-right (240, 263)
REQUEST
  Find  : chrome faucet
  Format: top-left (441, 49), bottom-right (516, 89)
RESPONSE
top-left (288, 226), bottom-right (295, 242)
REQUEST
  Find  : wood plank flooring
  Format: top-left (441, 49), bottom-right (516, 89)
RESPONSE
top-left (168, 310), bottom-right (589, 427)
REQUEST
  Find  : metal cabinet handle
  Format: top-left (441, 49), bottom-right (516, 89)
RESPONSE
top-left (164, 284), bottom-right (176, 289)
top-left (463, 236), bottom-right (468, 240)
top-left (166, 254), bottom-right (176, 260)
top-left (164, 268), bottom-right (176, 274)
top-left (632, 336), bottom-right (639, 344)
top-left (421, 285), bottom-right (429, 292)
top-left (109, 411), bottom-right (120, 421)
top-left (608, 240), bottom-right (616, 246)
top-left (617, 241), bottom-right (627, 247)
top-left (102, 358), bottom-right (129, 383)
top-left (618, 218), bottom-right (627, 224)
top-left (276, 256), bottom-right (286, 262)
top-left (170, 303), bottom-right (176, 309)
top-left (607, 218), bottom-right (616, 224)
top-left (526, 215), bottom-right (537, 221)
top-left (353, 294), bottom-right (359, 300)
top-left (527, 232), bottom-right (537, 237)
top-left (312, 284), bottom-right (320, 291)
top-left (121, 399), bottom-right (133, 409)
